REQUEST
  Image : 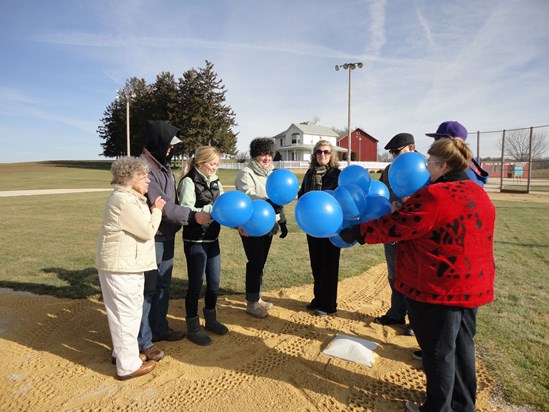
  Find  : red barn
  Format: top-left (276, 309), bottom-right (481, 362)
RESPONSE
top-left (339, 128), bottom-right (378, 161)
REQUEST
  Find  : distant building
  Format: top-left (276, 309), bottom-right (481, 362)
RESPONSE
top-left (482, 161), bottom-right (529, 180)
top-left (273, 122), bottom-right (346, 161)
top-left (338, 128), bottom-right (379, 161)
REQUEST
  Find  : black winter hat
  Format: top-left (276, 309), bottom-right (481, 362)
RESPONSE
top-left (384, 133), bottom-right (415, 150)
top-left (250, 138), bottom-right (275, 158)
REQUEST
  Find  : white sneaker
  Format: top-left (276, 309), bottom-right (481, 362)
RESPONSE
top-left (246, 301), bottom-right (268, 318)
top-left (405, 400), bottom-right (421, 412)
top-left (258, 298), bottom-right (273, 311)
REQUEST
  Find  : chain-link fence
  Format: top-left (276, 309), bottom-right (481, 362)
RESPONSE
top-left (472, 124), bottom-right (549, 193)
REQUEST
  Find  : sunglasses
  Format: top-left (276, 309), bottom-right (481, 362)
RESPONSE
top-left (389, 147), bottom-right (405, 155)
top-left (315, 150), bottom-right (331, 156)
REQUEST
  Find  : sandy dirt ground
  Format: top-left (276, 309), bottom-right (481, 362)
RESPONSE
top-left (1, 262), bottom-right (509, 412)
top-left (3, 189), bottom-right (545, 411)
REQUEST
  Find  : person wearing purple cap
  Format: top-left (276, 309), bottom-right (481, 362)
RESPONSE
top-left (426, 121), bottom-right (489, 186)
top-left (425, 120), bottom-right (468, 140)
top-left (339, 137), bottom-right (496, 412)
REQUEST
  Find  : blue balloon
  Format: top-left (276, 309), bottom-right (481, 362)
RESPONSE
top-left (339, 164), bottom-right (371, 194)
top-left (242, 199), bottom-right (276, 237)
top-left (266, 169), bottom-right (299, 205)
top-left (368, 180), bottom-right (390, 200)
top-left (333, 184), bottom-right (368, 220)
top-left (359, 195), bottom-right (392, 223)
top-left (329, 233), bottom-right (356, 248)
top-left (211, 191), bottom-right (253, 227)
top-left (295, 191), bottom-right (343, 238)
top-left (388, 152), bottom-right (430, 198)
top-left (330, 219), bottom-right (358, 248)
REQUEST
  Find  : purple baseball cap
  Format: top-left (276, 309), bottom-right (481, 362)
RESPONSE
top-left (426, 121), bottom-right (468, 141)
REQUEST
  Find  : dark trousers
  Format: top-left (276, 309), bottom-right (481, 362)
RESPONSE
top-left (306, 235), bottom-right (341, 313)
top-left (384, 242), bottom-right (408, 320)
top-left (408, 299), bottom-right (478, 412)
top-left (240, 234), bottom-right (273, 302)
top-left (138, 239), bottom-right (174, 350)
top-left (184, 241), bottom-right (221, 318)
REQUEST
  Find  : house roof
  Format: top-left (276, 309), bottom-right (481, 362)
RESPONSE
top-left (355, 128), bottom-right (378, 142)
top-left (293, 122), bottom-right (339, 137)
top-left (278, 143), bottom-right (347, 152)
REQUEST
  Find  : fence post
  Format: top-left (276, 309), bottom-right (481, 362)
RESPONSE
top-left (499, 129), bottom-right (506, 192)
top-left (527, 127), bottom-right (533, 193)
top-left (476, 130), bottom-right (480, 160)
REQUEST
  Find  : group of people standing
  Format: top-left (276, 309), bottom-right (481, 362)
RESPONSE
top-left (340, 120), bottom-right (495, 412)
top-left (95, 123), bottom-right (292, 381)
top-left (95, 119), bottom-right (496, 412)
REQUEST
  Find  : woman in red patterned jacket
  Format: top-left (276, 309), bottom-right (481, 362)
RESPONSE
top-left (341, 138), bottom-right (496, 412)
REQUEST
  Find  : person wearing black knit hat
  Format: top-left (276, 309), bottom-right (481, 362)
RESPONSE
top-left (234, 138), bottom-right (288, 318)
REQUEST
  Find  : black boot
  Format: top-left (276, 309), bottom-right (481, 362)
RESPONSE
top-left (204, 308), bottom-right (229, 336)
top-left (186, 316), bottom-right (211, 346)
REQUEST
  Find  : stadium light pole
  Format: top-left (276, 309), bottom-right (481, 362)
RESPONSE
top-left (335, 62), bottom-right (363, 165)
top-left (116, 89), bottom-right (136, 156)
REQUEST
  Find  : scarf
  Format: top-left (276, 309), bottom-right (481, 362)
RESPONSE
top-left (249, 159), bottom-right (273, 177)
top-left (313, 165), bottom-right (328, 190)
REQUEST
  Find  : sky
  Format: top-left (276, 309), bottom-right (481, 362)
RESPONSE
top-left (1, 0), bottom-right (548, 163)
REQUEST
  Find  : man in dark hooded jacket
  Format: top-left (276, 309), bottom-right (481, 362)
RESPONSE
top-left (138, 120), bottom-right (211, 361)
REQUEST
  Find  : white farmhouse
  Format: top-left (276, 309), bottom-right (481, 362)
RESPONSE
top-left (273, 122), bottom-right (347, 161)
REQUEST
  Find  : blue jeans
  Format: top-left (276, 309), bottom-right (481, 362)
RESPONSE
top-left (408, 298), bottom-right (478, 412)
top-left (184, 241), bottom-right (221, 318)
top-left (138, 238), bottom-right (175, 350)
top-left (384, 242), bottom-right (408, 320)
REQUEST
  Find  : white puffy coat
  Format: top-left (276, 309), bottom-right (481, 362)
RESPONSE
top-left (96, 185), bottom-right (162, 273)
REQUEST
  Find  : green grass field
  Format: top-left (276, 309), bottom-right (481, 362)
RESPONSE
top-left (0, 161), bottom-right (547, 411)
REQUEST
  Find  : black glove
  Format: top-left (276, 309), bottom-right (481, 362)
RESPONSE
top-left (279, 223), bottom-right (288, 238)
top-left (266, 199), bottom-right (283, 214)
top-left (339, 225), bottom-right (364, 244)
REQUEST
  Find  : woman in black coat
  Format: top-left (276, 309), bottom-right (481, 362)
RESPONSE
top-left (297, 140), bottom-right (341, 316)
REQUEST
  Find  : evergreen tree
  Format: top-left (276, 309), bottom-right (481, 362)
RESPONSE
top-left (97, 77), bottom-right (150, 157)
top-left (177, 61), bottom-right (238, 157)
top-left (97, 62), bottom-right (238, 158)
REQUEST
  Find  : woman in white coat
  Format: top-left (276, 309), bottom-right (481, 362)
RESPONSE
top-left (96, 157), bottom-right (165, 380)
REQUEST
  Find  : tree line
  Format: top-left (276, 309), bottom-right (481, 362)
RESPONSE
top-left (97, 60), bottom-right (238, 159)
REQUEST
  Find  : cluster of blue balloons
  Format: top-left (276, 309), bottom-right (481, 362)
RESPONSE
top-left (211, 153), bottom-right (429, 241)
top-left (211, 169), bottom-right (299, 237)
top-left (294, 165), bottom-right (393, 247)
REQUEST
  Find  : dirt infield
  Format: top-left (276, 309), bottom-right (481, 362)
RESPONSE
top-left (1, 263), bottom-right (508, 411)
top-left (1, 188), bottom-right (544, 410)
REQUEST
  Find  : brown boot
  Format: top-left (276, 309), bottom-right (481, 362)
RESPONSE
top-left (140, 345), bottom-right (165, 361)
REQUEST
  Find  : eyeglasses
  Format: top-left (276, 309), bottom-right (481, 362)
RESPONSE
top-left (315, 150), bottom-right (331, 156)
top-left (425, 160), bottom-right (442, 167)
top-left (389, 147), bottom-right (405, 155)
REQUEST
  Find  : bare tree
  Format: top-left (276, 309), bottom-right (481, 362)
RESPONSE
top-left (377, 152), bottom-right (392, 162)
top-left (501, 129), bottom-right (548, 161)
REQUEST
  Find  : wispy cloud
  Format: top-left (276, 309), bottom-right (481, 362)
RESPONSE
top-left (36, 31), bottom-right (355, 60)
top-left (366, 0), bottom-right (387, 57)
top-left (413, 0), bottom-right (435, 47)
top-left (0, 86), bottom-right (96, 132)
